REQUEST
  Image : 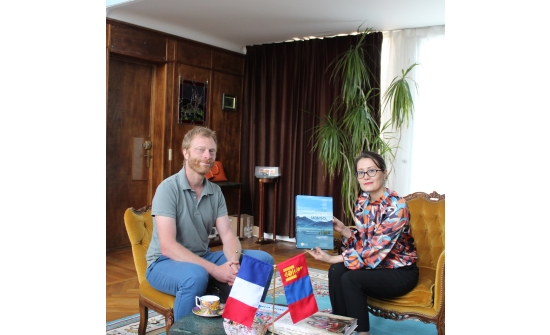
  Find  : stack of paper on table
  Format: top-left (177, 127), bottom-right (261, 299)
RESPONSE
top-left (254, 303), bottom-right (357, 335)
top-left (271, 309), bottom-right (357, 335)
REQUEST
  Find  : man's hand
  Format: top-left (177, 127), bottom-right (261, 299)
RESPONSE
top-left (211, 260), bottom-right (240, 286)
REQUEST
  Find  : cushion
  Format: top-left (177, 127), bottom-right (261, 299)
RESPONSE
top-left (206, 161), bottom-right (228, 182)
top-left (140, 280), bottom-right (175, 309)
top-left (368, 266), bottom-right (435, 308)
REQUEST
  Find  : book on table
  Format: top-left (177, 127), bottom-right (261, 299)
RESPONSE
top-left (223, 303), bottom-right (288, 335)
top-left (255, 302), bottom-right (288, 325)
top-left (295, 195), bottom-right (334, 250)
top-left (271, 309), bottom-right (358, 335)
top-left (255, 303), bottom-right (357, 335)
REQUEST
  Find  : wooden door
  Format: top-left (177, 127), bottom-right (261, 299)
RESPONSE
top-left (107, 56), bottom-right (154, 250)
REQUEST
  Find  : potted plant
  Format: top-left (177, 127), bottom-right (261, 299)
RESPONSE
top-left (311, 27), bottom-right (418, 220)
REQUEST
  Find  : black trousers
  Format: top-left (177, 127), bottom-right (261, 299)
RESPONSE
top-left (328, 263), bottom-right (419, 332)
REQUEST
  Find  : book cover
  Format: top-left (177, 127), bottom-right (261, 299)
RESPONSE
top-left (295, 195), bottom-right (334, 250)
top-left (255, 302), bottom-right (288, 324)
top-left (223, 303), bottom-right (288, 335)
top-left (273, 311), bottom-right (357, 335)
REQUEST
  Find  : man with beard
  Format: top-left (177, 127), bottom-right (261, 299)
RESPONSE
top-left (145, 126), bottom-right (274, 321)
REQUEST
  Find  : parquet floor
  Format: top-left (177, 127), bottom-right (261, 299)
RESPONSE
top-left (106, 237), bottom-right (332, 322)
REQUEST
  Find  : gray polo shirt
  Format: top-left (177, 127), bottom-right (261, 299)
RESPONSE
top-left (146, 167), bottom-right (228, 268)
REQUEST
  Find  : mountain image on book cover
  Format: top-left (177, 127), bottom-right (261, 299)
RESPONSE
top-left (295, 195), bottom-right (334, 250)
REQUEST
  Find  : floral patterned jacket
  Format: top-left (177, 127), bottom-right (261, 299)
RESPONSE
top-left (341, 188), bottom-right (417, 270)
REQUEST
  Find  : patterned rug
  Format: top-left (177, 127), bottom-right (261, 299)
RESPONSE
top-left (106, 310), bottom-right (166, 335)
top-left (264, 267), bottom-right (332, 313)
top-left (106, 268), bottom-right (329, 335)
top-left (106, 267), bottom-right (437, 335)
top-left (264, 267), bottom-right (437, 335)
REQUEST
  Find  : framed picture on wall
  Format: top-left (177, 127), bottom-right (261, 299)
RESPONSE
top-left (178, 77), bottom-right (208, 124)
top-left (222, 94), bottom-right (237, 111)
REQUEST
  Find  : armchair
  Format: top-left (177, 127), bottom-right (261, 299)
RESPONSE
top-left (123, 206), bottom-right (175, 335)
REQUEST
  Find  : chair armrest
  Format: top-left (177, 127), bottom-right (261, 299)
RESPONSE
top-left (433, 250), bottom-right (445, 311)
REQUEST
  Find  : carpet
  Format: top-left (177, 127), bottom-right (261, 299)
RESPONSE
top-left (264, 267), bottom-right (438, 335)
top-left (265, 267), bottom-right (332, 313)
top-left (107, 267), bottom-right (438, 335)
top-left (106, 310), bottom-right (166, 335)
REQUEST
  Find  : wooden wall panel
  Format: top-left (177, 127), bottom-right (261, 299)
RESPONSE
top-left (170, 64), bottom-right (212, 172)
top-left (163, 39), bottom-right (178, 180)
top-left (110, 24), bottom-right (167, 62)
top-left (106, 19), bottom-right (245, 249)
top-left (107, 57), bottom-right (153, 250)
top-left (151, 63), bottom-right (167, 199)
top-left (212, 51), bottom-right (245, 75)
top-left (210, 71), bottom-right (243, 182)
top-left (210, 71), bottom-right (244, 216)
top-left (177, 40), bottom-right (212, 68)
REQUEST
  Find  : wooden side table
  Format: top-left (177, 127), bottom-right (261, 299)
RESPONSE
top-left (256, 177), bottom-right (279, 245)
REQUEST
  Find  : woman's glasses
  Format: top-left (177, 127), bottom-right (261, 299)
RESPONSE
top-left (355, 169), bottom-right (382, 178)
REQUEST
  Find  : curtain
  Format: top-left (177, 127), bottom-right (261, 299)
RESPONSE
top-left (241, 33), bottom-right (383, 238)
top-left (381, 26), bottom-right (446, 196)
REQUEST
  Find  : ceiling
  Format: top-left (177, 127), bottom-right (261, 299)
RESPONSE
top-left (106, 0), bottom-right (445, 54)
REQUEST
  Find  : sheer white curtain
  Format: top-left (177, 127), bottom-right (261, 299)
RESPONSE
top-left (381, 26), bottom-right (446, 196)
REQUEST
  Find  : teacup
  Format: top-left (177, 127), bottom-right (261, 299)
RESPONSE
top-left (195, 295), bottom-right (220, 315)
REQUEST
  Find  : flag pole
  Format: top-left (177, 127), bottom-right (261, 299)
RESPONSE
top-left (270, 264), bottom-right (276, 334)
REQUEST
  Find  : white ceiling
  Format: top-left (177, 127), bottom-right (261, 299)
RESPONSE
top-left (106, 0), bottom-right (445, 54)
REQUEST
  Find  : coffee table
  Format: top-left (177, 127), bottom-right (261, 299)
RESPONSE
top-left (167, 313), bottom-right (275, 335)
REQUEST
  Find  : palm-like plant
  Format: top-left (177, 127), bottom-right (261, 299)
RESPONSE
top-left (311, 27), bottom-right (418, 221)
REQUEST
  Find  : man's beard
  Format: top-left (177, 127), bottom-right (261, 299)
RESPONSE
top-left (187, 157), bottom-right (214, 175)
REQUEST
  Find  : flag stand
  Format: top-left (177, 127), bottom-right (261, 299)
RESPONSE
top-left (230, 251), bottom-right (313, 334)
top-left (265, 251), bottom-right (309, 333)
top-left (269, 264), bottom-right (277, 334)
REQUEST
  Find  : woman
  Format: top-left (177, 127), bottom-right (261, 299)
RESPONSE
top-left (307, 151), bottom-right (418, 335)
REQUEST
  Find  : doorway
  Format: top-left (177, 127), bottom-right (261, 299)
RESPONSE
top-left (106, 56), bottom-right (155, 250)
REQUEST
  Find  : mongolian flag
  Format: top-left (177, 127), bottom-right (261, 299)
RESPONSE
top-left (277, 253), bottom-right (318, 323)
top-left (222, 254), bottom-right (272, 327)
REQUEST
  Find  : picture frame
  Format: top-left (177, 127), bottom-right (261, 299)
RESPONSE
top-left (178, 77), bottom-right (207, 124)
top-left (222, 94), bottom-right (237, 111)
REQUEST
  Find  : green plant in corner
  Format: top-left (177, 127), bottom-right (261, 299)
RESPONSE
top-left (382, 63), bottom-right (419, 130)
top-left (311, 27), bottom-right (419, 221)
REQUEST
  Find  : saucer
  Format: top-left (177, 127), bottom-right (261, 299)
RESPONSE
top-left (192, 306), bottom-right (223, 317)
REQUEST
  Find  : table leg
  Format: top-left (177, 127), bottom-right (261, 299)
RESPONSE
top-left (272, 179), bottom-right (278, 243)
top-left (236, 185), bottom-right (242, 240)
top-left (256, 181), bottom-right (265, 243)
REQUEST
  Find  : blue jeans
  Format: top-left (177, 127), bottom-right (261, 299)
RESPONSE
top-left (146, 249), bottom-right (274, 321)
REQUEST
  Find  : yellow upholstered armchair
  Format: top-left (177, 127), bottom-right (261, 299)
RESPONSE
top-left (335, 191), bottom-right (445, 335)
top-left (124, 206), bottom-right (175, 335)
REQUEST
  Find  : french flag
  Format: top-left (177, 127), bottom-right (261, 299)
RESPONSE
top-left (277, 253), bottom-right (318, 323)
top-left (222, 255), bottom-right (272, 327)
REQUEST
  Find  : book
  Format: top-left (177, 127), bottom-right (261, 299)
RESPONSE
top-left (272, 310), bottom-right (358, 335)
top-left (295, 195), bottom-right (334, 250)
top-left (223, 303), bottom-right (288, 335)
top-left (255, 302), bottom-right (289, 325)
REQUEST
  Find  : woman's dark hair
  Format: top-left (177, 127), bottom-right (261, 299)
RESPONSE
top-left (354, 151), bottom-right (387, 172)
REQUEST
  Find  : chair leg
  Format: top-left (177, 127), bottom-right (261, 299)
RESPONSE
top-left (165, 309), bottom-right (174, 334)
top-left (436, 308), bottom-right (445, 335)
top-left (138, 301), bottom-right (148, 335)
